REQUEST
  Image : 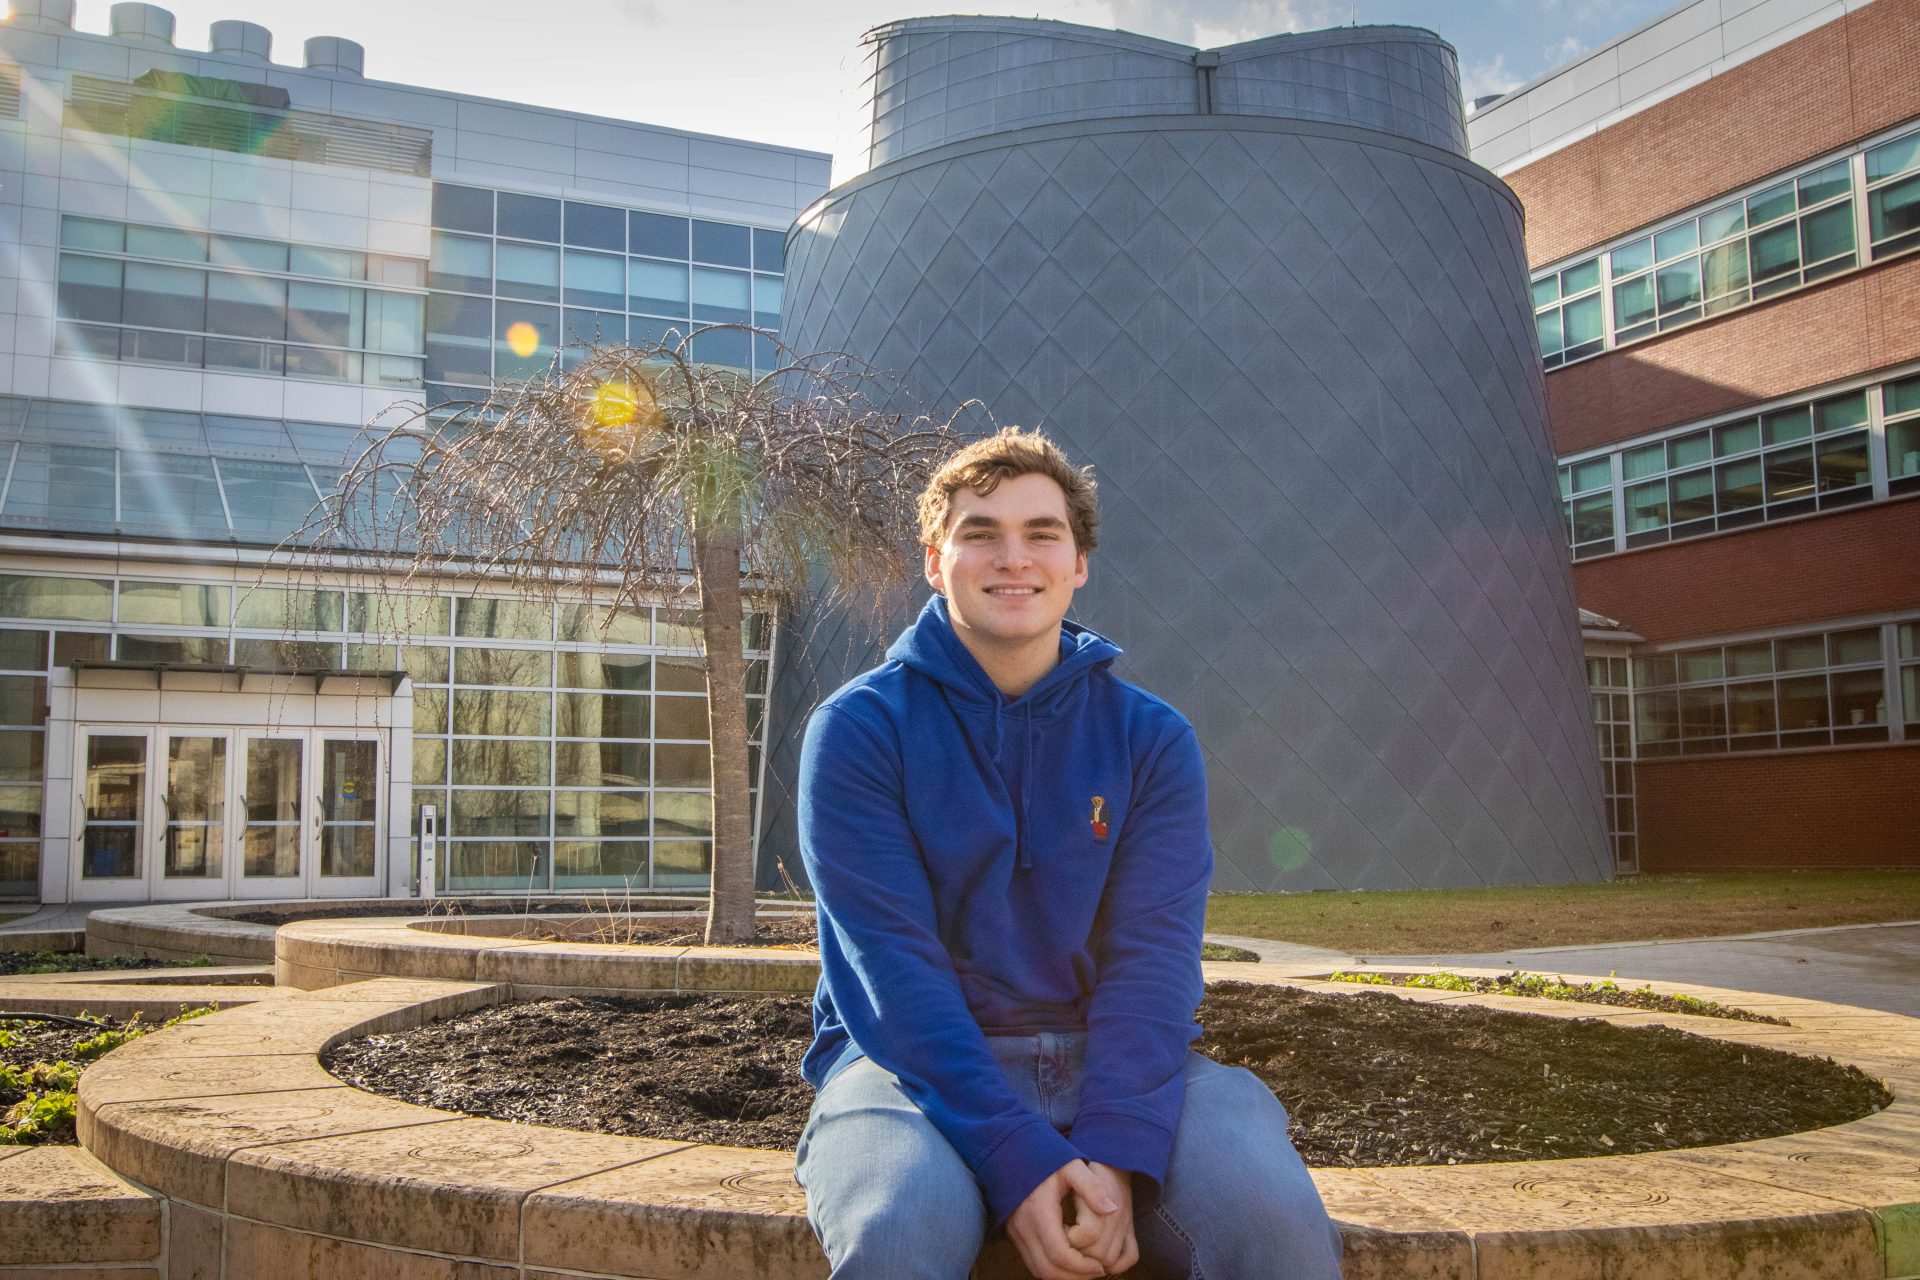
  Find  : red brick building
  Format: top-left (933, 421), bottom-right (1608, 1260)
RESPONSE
top-left (1469, 0), bottom-right (1919, 872)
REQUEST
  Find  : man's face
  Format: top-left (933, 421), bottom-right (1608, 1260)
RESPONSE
top-left (925, 472), bottom-right (1089, 650)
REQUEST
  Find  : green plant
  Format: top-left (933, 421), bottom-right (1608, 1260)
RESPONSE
top-left (0, 1005), bottom-right (218, 1146)
top-left (0, 1089), bottom-right (76, 1144)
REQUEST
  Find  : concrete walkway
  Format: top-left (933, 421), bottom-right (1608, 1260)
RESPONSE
top-left (1373, 920), bottom-right (1920, 1018)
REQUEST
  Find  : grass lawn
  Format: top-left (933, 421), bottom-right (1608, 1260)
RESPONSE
top-left (1205, 870), bottom-right (1920, 955)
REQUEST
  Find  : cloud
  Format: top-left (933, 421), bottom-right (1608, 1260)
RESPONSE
top-left (1460, 54), bottom-right (1523, 108)
top-left (1107, 0), bottom-right (1344, 47)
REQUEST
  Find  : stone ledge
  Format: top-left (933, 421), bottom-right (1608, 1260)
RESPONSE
top-left (0, 1145), bottom-right (161, 1268)
top-left (0, 977), bottom-right (276, 1021)
top-left (63, 970), bottom-right (1920, 1280)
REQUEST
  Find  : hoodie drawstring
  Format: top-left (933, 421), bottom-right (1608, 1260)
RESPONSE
top-left (1017, 708), bottom-right (1034, 871)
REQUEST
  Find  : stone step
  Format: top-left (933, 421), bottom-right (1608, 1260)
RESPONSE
top-left (0, 1144), bottom-right (161, 1269)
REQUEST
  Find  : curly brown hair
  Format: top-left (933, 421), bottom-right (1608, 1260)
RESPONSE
top-left (916, 427), bottom-right (1098, 552)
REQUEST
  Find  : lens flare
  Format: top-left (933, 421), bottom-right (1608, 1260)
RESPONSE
top-left (505, 321), bottom-right (541, 358)
top-left (590, 380), bottom-right (640, 428)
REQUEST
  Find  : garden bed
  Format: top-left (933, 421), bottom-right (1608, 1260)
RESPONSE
top-left (1, 1007), bottom-right (213, 1144)
top-left (323, 983), bottom-right (1890, 1167)
top-left (1329, 970), bottom-right (1788, 1023)
top-left (0, 951), bottom-right (214, 977)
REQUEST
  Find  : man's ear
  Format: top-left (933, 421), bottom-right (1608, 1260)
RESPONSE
top-left (924, 543), bottom-right (946, 595)
top-left (1073, 550), bottom-right (1089, 589)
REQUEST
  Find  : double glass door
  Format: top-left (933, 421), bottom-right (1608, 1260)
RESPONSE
top-left (74, 726), bottom-right (382, 901)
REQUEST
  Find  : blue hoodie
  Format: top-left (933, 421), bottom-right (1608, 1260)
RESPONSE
top-left (797, 593), bottom-right (1212, 1225)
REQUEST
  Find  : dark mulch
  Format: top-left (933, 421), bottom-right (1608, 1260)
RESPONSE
top-left (0, 952), bottom-right (201, 976)
top-left (1337, 972), bottom-right (1788, 1024)
top-left (518, 915), bottom-right (820, 948)
top-left (323, 983), bottom-right (1890, 1166)
top-left (0, 1020), bottom-right (101, 1074)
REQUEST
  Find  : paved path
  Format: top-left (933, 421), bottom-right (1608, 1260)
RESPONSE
top-left (1374, 920), bottom-right (1920, 1018)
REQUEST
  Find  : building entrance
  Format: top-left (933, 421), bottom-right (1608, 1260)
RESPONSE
top-left (72, 725), bottom-right (383, 902)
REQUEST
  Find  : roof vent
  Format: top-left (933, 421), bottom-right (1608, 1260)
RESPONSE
top-left (107, 3), bottom-right (175, 46)
top-left (208, 19), bottom-right (272, 62)
top-left (6, 0), bottom-right (78, 30)
top-left (302, 36), bottom-right (364, 76)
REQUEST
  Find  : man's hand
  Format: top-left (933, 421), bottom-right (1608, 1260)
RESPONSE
top-left (1008, 1160), bottom-right (1121, 1280)
top-left (1065, 1161), bottom-right (1137, 1275)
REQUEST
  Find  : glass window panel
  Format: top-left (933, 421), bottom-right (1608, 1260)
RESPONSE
top-left (1865, 131), bottom-right (1920, 182)
top-left (1815, 430), bottom-right (1870, 492)
top-left (743, 615), bottom-right (771, 654)
top-left (1776, 635), bottom-right (1826, 670)
top-left (1885, 375), bottom-right (1920, 418)
top-left (1634, 654), bottom-right (1677, 689)
top-left (1612, 274), bottom-right (1655, 331)
top-left (1713, 419), bottom-right (1759, 457)
top-left (1624, 479), bottom-right (1666, 532)
top-left (345, 642), bottom-right (395, 671)
top-left (1890, 418), bottom-right (1920, 479)
top-left (1906, 666), bottom-right (1920, 723)
top-left (0, 676), bottom-right (46, 726)
top-left (1609, 238), bottom-right (1652, 275)
top-left (562, 307), bottom-right (623, 351)
top-left (286, 281), bottom-right (362, 348)
top-left (690, 326), bottom-right (750, 370)
top-left (234, 638), bottom-right (341, 667)
top-left (82, 734), bottom-right (145, 877)
top-left (552, 840), bottom-right (650, 885)
top-left (557, 650), bottom-right (649, 691)
top-left (61, 216), bottom-right (124, 252)
top-left (117, 633), bottom-right (225, 663)
top-left (450, 787), bottom-right (549, 838)
top-left (629, 259), bottom-right (689, 315)
top-left (555, 740), bottom-right (647, 788)
top-left (1832, 670), bottom-right (1886, 730)
top-left (1677, 649), bottom-right (1723, 682)
top-left (630, 211), bottom-right (689, 260)
top-left (1799, 160), bottom-right (1850, 206)
top-left (1701, 240), bottom-right (1749, 304)
top-left (557, 691), bottom-right (648, 738)
top-left (497, 192), bottom-right (562, 242)
top-left (1726, 680), bottom-right (1776, 735)
top-left (692, 220), bottom-right (752, 267)
top-left (1870, 174), bottom-right (1920, 247)
top-left (1746, 183), bottom-right (1794, 228)
top-left (433, 183), bottom-right (493, 233)
top-left (402, 645), bottom-right (449, 684)
top-left (654, 653), bottom-right (706, 693)
top-left (1559, 258), bottom-right (1599, 294)
top-left (0, 786), bottom-right (43, 842)
top-left (1714, 457), bottom-right (1763, 513)
top-left (414, 687), bottom-right (448, 733)
top-left (1679, 686), bottom-right (1726, 737)
top-left (208, 235), bottom-right (287, 272)
top-left (413, 738), bottom-right (446, 785)
top-left (691, 266), bottom-right (751, 323)
top-left (0, 729), bottom-right (43, 783)
top-left (558, 603), bottom-right (650, 646)
top-left (497, 242), bottom-right (561, 303)
top-left (126, 225), bottom-right (207, 262)
top-left (554, 790), bottom-right (648, 838)
top-left (365, 291), bottom-right (424, 356)
top-left (1669, 431), bottom-right (1712, 468)
top-left (118, 581), bottom-right (228, 627)
top-left (1748, 222), bottom-right (1799, 283)
top-left (753, 227), bottom-right (785, 272)
top-left (0, 575), bottom-right (112, 622)
top-left (1530, 276), bottom-right (1559, 308)
top-left (425, 292), bottom-right (492, 384)
top-left (453, 646), bottom-right (549, 686)
top-left (653, 840), bottom-right (710, 883)
top-left (1535, 308), bottom-right (1563, 358)
top-left (289, 246), bottom-right (360, 279)
top-left (654, 609), bottom-right (704, 650)
top-left (429, 232), bottom-right (491, 293)
top-left (1763, 444), bottom-right (1816, 503)
top-left (753, 273), bottom-right (783, 327)
top-left (655, 742), bottom-right (711, 786)
top-left (1653, 222), bottom-right (1698, 261)
top-left (1696, 201), bottom-right (1744, 245)
top-left (57, 255), bottom-right (122, 323)
top-left (3, 445), bottom-right (116, 529)
top-left (1669, 468), bottom-right (1714, 523)
top-left (1830, 628), bottom-right (1882, 666)
top-left (653, 791), bottom-right (712, 838)
top-left (205, 271), bottom-right (286, 339)
top-left (0, 630), bottom-right (46, 670)
top-left (1558, 467), bottom-right (1572, 500)
top-left (654, 693), bottom-right (709, 740)
top-left (234, 587), bottom-right (342, 631)
top-left (564, 201), bottom-right (625, 250)
top-left (1570, 457), bottom-right (1610, 493)
top-left (1562, 293), bottom-right (1603, 349)
top-left (563, 249), bottom-right (625, 311)
top-left (455, 597), bottom-right (550, 640)
top-left (1763, 405), bottom-right (1811, 444)
top-left (494, 300), bottom-right (557, 379)
top-left (1777, 674), bottom-right (1830, 731)
top-left (217, 457), bottom-right (319, 539)
top-left (123, 262), bottom-right (205, 330)
top-left (119, 451), bottom-right (228, 536)
top-left (349, 592), bottom-right (451, 636)
top-left (368, 254), bottom-right (426, 288)
top-left (451, 688), bottom-right (550, 736)
top-left (1814, 390), bottom-right (1868, 433)
top-left (1800, 203), bottom-right (1855, 264)
top-left (1655, 259), bottom-right (1702, 315)
top-left (1726, 641), bottom-right (1772, 677)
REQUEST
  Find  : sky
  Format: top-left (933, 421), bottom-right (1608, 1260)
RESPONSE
top-left (42, 0), bottom-right (1681, 180)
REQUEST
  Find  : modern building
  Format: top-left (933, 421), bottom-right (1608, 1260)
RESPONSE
top-left (1470, 0), bottom-right (1919, 871)
top-left (0, 0), bottom-right (828, 905)
top-left (772, 17), bottom-right (1613, 893)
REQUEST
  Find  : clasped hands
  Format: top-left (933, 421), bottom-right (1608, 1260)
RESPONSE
top-left (1007, 1159), bottom-right (1138, 1279)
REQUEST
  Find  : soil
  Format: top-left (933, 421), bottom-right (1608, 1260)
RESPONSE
top-left (1337, 972), bottom-right (1788, 1024)
top-left (0, 952), bottom-right (201, 977)
top-left (324, 983), bottom-right (1891, 1166)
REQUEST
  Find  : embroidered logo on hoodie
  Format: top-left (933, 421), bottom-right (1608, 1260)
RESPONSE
top-left (1090, 795), bottom-right (1110, 840)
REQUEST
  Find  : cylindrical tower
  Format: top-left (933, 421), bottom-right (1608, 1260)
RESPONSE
top-left (770, 17), bottom-right (1610, 891)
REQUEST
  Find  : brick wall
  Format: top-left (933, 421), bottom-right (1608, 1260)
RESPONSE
top-left (1507, 0), bottom-right (1920, 266)
top-left (1636, 744), bottom-right (1920, 870)
top-left (1545, 254), bottom-right (1920, 453)
top-left (1572, 499), bottom-right (1920, 644)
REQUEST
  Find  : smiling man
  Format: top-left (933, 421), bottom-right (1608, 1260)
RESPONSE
top-left (794, 428), bottom-right (1344, 1280)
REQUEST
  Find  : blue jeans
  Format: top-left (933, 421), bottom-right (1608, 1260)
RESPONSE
top-left (795, 1033), bottom-right (1344, 1279)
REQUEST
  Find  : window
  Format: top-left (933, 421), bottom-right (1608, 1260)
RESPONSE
top-left (1532, 125), bottom-right (1916, 368)
top-left (1633, 624), bottom-right (1895, 755)
top-left (1557, 454), bottom-right (1613, 559)
top-left (1887, 373), bottom-right (1920, 496)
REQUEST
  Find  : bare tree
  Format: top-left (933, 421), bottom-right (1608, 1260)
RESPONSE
top-left (315, 328), bottom-right (966, 943)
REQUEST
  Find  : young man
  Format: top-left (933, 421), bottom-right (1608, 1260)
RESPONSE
top-left (795, 428), bottom-right (1343, 1280)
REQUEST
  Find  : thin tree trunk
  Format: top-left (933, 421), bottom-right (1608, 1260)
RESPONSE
top-left (694, 517), bottom-right (756, 945)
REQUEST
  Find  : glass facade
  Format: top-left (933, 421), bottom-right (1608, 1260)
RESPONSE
top-left (1556, 371), bottom-right (1916, 558)
top-left (425, 184), bottom-right (786, 409)
top-left (1534, 123), bottom-right (1919, 369)
top-left (55, 217), bottom-right (427, 389)
top-left (1585, 652), bottom-right (1636, 872)
top-left (0, 572), bottom-right (772, 898)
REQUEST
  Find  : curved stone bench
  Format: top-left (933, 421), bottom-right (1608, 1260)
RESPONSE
top-left (0, 1144), bottom-right (163, 1273)
top-left (71, 969), bottom-right (1920, 1280)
